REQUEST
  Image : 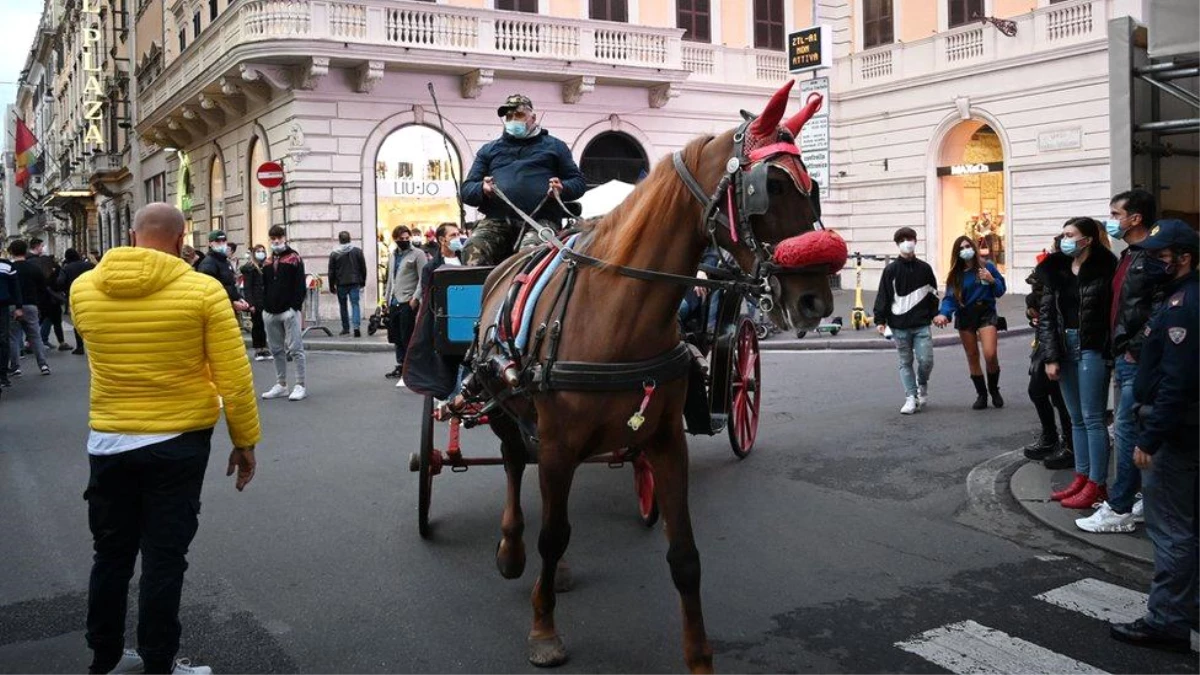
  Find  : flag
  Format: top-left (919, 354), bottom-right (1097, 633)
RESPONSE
top-left (14, 118), bottom-right (37, 189)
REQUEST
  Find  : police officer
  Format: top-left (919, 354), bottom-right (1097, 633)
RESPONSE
top-left (1109, 219), bottom-right (1198, 654)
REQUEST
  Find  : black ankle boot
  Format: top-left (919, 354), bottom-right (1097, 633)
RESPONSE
top-left (1023, 430), bottom-right (1059, 460)
top-left (971, 375), bottom-right (988, 410)
top-left (987, 369), bottom-right (1003, 408)
top-left (1043, 445), bottom-right (1075, 470)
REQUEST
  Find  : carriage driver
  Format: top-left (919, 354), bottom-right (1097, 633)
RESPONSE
top-left (460, 94), bottom-right (588, 266)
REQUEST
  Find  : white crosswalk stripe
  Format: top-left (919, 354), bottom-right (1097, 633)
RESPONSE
top-left (1034, 578), bottom-right (1147, 624)
top-left (895, 620), bottom-right (1109, 674)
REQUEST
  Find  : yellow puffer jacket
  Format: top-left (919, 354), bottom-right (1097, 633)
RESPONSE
top-left (71, 246), bottom-right (261, 448)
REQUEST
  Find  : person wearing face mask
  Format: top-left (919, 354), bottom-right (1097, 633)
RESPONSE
top-left (459, 94), bottom-right (588, 266)
top-left (1109, 219), bottom-right (1198, 654)
top-left (260, 225), bottom-right (308, 401)
top-left (384, 225), bottom-right (427, 385)
top-left (873, 227), bottom-right (939, 414)
top-left (1022, 235), bottom-right (1075, 469)
top-left (1036, 217), bottom-right (1118, 511)
top-left (934, 235), bottom-right (1007, 409)
top-left (197, 231), bottom-right (250, 313)
top-left (241, 245), bottom-right (270, 361)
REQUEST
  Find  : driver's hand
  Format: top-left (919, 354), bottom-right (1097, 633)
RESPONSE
top-left (483, 176), bottom-right (495, 195)
top-left (548, 177), bottom-right (563, 195)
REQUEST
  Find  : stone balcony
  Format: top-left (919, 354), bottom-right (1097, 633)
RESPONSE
top-left (138, 0), bottom-right (790, 140)
top-left (841, 0), bottom-right (1117, 95)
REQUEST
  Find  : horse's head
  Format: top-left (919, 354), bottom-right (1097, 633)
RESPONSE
top-left (692, 81), bottom-right (847, 331)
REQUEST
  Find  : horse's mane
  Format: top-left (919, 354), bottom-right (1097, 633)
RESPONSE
top-left (583, 135), bottom-right (714, 268)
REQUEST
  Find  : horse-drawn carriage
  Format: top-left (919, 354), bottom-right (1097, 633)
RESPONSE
top-left (400, 81), bottom-right (847, 673)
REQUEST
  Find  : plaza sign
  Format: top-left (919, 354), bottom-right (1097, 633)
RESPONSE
top-left (81, 0), bottom-right (106, 150)
top-left (787, 26), bottom-right (831, 74)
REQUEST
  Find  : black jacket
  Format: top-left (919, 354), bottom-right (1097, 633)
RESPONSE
top-left (240, 261), bottom-right (265, 309)
top-left (328, 245), bottom-right (367, 291)
top-left (11, 259), bottom-right (47, 308)
top-left (873, 256), bottom-right (939, 329)
top-left (58, 260), bottom-right (95, 308)
top-left (197, 250), bottom-right (243, 305)
top-left (1112, 245), bottom-right (1158, 359)
top-left (1038, 248), bottom-right (1118, 363)
top-left (262, 247), bottom-right (307, 314)
top-left (1133, 271), bottom-right (1199, 454)
top-left (0, 257), bottom-right (22, 307)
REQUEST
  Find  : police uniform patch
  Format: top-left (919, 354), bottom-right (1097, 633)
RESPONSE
top-left (1144, 325), bottom-right (1153, 336)
top-left (1150, 225), bottom-right (1161, 236)
top-left (1169, 327), bottom-right (1187, 344)
top-left (1169, 290), bottom-right (1184, 307)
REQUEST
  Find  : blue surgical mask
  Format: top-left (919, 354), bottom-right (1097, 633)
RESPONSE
top-left (211, 244), bottom-right (228, 256)
top-left (1061, 237), bottom-right (1088, 257)
top-left (1104, 218), bottom-right (1125, 240)
top-left (504, 120), bottom-right (527, 137)
top-left (271, 243), bottom-right (287, 254)
top-left (958, 248), bottom-right (975, 261)
top-left (255, 251), bottom-right (266, 262)
top-left (448, 236), bottom-right (467, 253)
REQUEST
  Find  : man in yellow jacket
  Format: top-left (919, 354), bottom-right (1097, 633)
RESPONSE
top-left (71, 203), bottom-right (260, 675)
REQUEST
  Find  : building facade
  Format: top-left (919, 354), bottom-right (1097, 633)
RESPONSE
top-left (133, 0), bottom-right (813, 307)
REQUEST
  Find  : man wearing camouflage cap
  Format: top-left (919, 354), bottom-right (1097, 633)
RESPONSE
top-left (460, 94), bottom-right (587, 265)
top-left (197, 230), bottom-right (250, 312)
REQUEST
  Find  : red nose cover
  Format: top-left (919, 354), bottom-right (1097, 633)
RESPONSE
top-left (773, 230), bottom-right (848, 274)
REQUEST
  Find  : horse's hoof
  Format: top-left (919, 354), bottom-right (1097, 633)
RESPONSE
top-left (554, 561), bottom-right (572, 593)
top-left (495, 538), bottom-right (525, 580)
top-left (528, 635), bottom-right (568, 668)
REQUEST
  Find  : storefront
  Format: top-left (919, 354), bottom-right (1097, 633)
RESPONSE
top-left (936, 122), bottom-right (1007, 277)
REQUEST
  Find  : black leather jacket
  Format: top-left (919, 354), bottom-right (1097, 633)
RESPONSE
top-left (1112, 245), bottom-right (1157, 359)
top-left (1038, 248), bottom-right (1118, 363)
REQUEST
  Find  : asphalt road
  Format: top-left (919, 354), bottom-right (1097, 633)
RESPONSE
top-left (1, 338), bottom-right (1196, 673)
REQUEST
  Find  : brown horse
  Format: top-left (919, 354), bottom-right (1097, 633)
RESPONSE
top-left (472, 83), bottom-right (840, 672)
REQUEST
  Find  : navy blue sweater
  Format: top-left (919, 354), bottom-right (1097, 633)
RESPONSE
top-left (461, 129), bottom-right (587, 219)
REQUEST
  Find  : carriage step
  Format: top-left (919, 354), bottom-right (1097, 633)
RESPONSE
top-left (408, 453), bottom-right (420, 472)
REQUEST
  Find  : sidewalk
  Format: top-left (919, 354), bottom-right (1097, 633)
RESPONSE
top-left (1010, 460), bottom-right (1152, 564)
top-left (283, 289), bottom-right (1034, 353)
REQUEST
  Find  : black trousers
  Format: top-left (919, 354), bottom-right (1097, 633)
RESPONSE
top-left (0, 307), bottom-right (10, 379)
top-left (390, 302), bottom-right (417, 367)
top-left (85, 429), bottom-right (213, 674)
top-left (250, 308), bottom-right (267, 349)
top-left (1028, 365), bottom-right (1071, 438)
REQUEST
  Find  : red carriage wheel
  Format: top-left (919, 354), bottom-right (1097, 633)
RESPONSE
top-left (632, 454), bottom-right (659, 527)
top-left (418, 395), bottom-right (435, 538)
top-left (727, 318), bottom-right (761, 459)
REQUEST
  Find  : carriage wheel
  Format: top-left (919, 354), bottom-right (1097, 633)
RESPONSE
top-left (728, 319), bottom-right (761, 459)
top-left (418, 395), bottom-right (435, 539)
top-left (633, 454), bottom-right (659, 527)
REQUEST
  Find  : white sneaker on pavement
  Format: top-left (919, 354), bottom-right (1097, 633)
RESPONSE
top-left (171, 659), bottom-right (213, 674)
top-left (1131, 497), bottom-right (1144, 523)
top-left (917, 384), bottom-right (928, 409)
top-left (288, 384), bottom-right (307, 401)
top-left (900, 396), bottom-right (919, 415)
top-left (108, 649), bottom-right (144, 674)
top-left (261, 384), bottom-right (288, 399)
top-left (395, 378), bottom-right (406, 389)
top-left (1075, 501), bottom-right (1136, 533)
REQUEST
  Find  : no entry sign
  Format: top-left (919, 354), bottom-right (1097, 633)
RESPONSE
top-left (256, 161), bottom-right (285, 189)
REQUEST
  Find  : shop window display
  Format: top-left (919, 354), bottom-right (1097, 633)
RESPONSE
top-left (938, 123), bottom-right (1006, 275)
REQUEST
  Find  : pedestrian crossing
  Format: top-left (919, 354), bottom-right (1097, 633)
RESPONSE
top-left (895, 578), bottom-right (1181, 674)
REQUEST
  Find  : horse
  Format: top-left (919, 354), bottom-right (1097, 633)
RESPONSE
top-left (464, 81), bottom-right (846, 672)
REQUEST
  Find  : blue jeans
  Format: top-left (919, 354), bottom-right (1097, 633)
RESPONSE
top-left (1142, 442), bottom-right (1199, 639)
top-left (1056, 330), bottom-right (1111, 483)
top-left (891, 325), bottom-right (933, 398)
top-left (1109, 357), bottom-right (1141, 512)
top-left (336, 286), bottom-right (362, 332)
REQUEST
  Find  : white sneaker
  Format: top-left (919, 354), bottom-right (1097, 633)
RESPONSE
top-left (916, 384), bottom-right (928, 409)
top-left (108, 649), bottom-right (144, 674)
top-left (261, 384), bottom-right (288, 399)
top-left (288, 384), bottom-right (307, 401)
top-left (395, 378), bottom-right (406, 389)
top-left (172, 659), bottom-right (213, 674)
top-left (1075, 501), bottom-right (1136, 533)
top-left (1131, 497), bottom-right (1144, 523)
top-left (900, 396), bottom-right (919, 415)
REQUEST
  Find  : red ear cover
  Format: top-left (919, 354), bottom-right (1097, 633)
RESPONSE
top-left (772, 230), bottom-right (848, 274)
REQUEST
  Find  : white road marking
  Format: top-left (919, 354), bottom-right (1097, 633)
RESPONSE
top-left (1035, 554), bottom-right (1067, 561)
top-left (896, 620), bottom-right (1108, 674)
top-left (1035, 578), bottom-right (1146, 624)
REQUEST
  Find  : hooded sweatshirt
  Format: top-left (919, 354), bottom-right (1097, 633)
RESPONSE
top-left (69, 247), bottom-right (261, 448)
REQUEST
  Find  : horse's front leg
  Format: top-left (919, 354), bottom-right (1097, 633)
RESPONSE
top-left (528, 451), bottom-right (576, 667)
top-left (649, 425), bottom-right (714, 674)
top-left (494, 420), bottom-right (528, 579)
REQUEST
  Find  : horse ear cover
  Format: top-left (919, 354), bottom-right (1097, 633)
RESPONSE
top-left (773, 230), bottom-right (848, 274)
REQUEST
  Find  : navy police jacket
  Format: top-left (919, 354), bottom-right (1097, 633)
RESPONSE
top-left (462, 129), bottom-right (587, 220)
top-left (1133, 270), bottom-right (1199, 454)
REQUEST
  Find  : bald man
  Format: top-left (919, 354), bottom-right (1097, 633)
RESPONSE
top-left (71, 203), bottom-right (260, 674)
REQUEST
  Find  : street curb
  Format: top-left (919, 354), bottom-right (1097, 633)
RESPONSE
top-left (1009, 460), bottom-right (1152, 565)
top-left (274, 325), bottom-right (1036, 354)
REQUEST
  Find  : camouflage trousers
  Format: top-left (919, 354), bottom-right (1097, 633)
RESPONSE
top-left (462, 217), bottom-right (556, 267)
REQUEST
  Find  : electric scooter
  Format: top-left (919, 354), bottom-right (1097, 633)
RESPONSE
top-left (850, 251), bottom-right (874, 330)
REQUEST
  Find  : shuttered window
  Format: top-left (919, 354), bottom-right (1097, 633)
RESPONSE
top-left (948, 0), bottom-right (984, 28)
top-left (863, 0), bottom-right (894, 49)
top-left (677, 0), bottom-right (711, 43)
top-left (590, 0), bottom-right (628, 22)
top-left (753, 0), bottom-right (785, 51)
top-left (496, 0), bottom-right (538, 12)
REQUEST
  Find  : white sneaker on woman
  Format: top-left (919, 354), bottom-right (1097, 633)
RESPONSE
top-left (107, 649), bottom-right (143, 674)
top-left (288, 385), bottom-right (307, 401)
top-left (900, 396), bottom-right (919, 415)
top-left (261, 384), bottom-right (288, 399)
top-left (171, 659), bottom-right (213, 674)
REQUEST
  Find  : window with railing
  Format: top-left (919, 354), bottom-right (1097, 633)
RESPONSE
top-left (753, 0), bottom-right (784, 51)
top-left (948, 0), bottom-right (984, 28)
top-left (590, 0), bottom-right (628, 22)
top-left (677, 0), bottom-right (711, 43)
top-left (496, 0), bottom-right (538, 12)
top-left (862, 0), bottom-right (894, 49)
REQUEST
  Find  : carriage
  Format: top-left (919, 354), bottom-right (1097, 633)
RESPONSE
top-left (407, 255), bottom-right (763, 537)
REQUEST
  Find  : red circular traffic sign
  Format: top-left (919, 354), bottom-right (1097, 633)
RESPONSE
top-left (256, 161), bottom-right (285, 189)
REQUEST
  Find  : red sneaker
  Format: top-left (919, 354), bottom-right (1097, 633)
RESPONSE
top-left (1051, 473), bottom-right (1088, 501)
top-left (1061, 480), bottom-right (1102, 509)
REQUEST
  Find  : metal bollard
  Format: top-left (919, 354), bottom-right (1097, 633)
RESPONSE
top-left (301, 274), bottom-right (333, 338)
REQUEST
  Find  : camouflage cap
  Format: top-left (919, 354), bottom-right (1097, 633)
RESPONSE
top-left (497, 94), bottom-right (534, 117)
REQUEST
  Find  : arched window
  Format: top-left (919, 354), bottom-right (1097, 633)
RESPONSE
top-left (248, 137), bottom-right (271, 248)
top-left (580, 132), bottom-right (648, 187)
top-left (209, 153), bottom-right (225, 232)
